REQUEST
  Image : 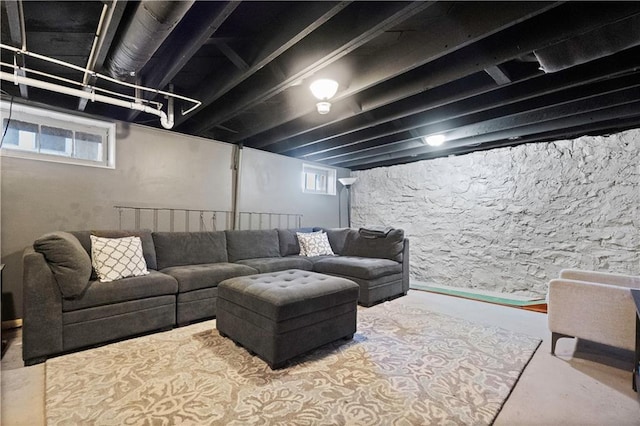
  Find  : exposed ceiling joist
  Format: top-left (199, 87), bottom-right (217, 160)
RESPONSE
top-left (328, 73), bottom-right (640, 164)
top-left (4, 1), bottom-right (640, 171)
top-left (78, 0), bottom-right (128, 111)
top-left (126, 0), bottom-right (240, 120)
top-left (257, 2), bottom-right (640, 155)
top-left (172, 1), bottom-right (352, 128)
top-left (183, 1), bottom-right (437, 133)
top-left (354, 115), bottom-right (640, 170)
top-left (299, 48), bottom-right (640, 161)
top-left (4, 0), bottom-right (27, 97)
top-left (336, 88), bottom-right (640, 168)
top-left (239, 1), bottom-right (558, 145)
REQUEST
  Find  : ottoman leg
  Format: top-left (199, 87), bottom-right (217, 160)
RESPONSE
top-left (270, 361), bottom-right (286, 370)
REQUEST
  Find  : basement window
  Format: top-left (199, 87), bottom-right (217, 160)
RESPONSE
top-left (1, 102), bottom-right (115, 168)
top-left (302, 163), bottom-right (336, 195)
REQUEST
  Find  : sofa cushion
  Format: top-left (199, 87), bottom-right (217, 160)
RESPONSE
top-left (315, 228), bottom-right (355, 255)
top-left (225, 229), bottom-right (281, 262)
top-left (33, 231), bottom-right (92, 298)
top-left (63, 295), bottom-right (175, 325)
top-left (342, 228), bottom-right (405, 262)
top-left (90, 235), bottom-right (149, 282)
top-left (71, 230), bottom-right (158, 271)
top-left (297, 232), bottom-right (334, 256)
top-left (153, 231), bottom-right (228, 270)
top-left (62, 270), bottom-right (178, 311)
top-left (236, 257), bottom-right (313, 273)
top-left (312, 256), bottom-right (402, 280)
top-left (161, 263), bottom-right (258, 293)
top-left (277, 228), bottom-right (315, 256)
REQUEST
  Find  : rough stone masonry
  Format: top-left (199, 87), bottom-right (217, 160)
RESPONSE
top-left (352, 129), bottom-right (640, 298)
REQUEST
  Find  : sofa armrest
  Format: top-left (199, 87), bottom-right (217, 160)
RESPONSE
top-left (548, 278), bottom-right (637, 351)
top-left (402, 238), bottom-right (410, 294)
top-left (559, 269), bottom-right (640, 289)
top-left (22, 247), bottom-right (64, 364)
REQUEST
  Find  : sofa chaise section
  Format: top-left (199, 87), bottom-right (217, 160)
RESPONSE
top-left (152, 231), bottom-right (258, 325)
top-left (311, 228), bottom-right (409, 307)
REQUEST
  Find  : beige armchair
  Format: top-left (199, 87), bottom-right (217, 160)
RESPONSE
top-left (548, 269), bottom-right (640, 355)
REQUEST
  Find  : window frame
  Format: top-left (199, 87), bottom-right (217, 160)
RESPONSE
top-left (1, 101), bottom-right (116, 169)
top-left (302, 163), bottom-right (337, 195)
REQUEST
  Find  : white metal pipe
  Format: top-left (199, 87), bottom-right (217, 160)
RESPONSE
top-left (82, 2), bottom-right (112, 86)
top-left (0, 60), bottom-right (163, 108)
top-left (18, 0), bottom-right (26, 51)
top-left (0, 43), bottom-right (201, 114)
top-left (0, 70), bottom-right (174, 128)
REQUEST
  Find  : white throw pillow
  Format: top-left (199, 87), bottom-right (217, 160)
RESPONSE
top-left (90, 235), bottom-right (149, 282)
top-left (297, 231), bottom-right (335, 257)
top-left (296, 231), bottom-right (322, 256)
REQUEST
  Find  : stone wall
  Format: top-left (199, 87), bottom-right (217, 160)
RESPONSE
top-left (352, 129), bottom-right (640, 297)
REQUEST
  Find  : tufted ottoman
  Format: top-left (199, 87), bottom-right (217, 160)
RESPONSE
top-left (216, 269), bottom-right (359, 369)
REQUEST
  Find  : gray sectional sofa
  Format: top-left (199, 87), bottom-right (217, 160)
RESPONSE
top-left (22, 227), bottom-right (409, 365)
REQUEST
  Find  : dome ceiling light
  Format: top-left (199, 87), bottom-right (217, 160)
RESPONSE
top-left (424, 134), bottom-right (446, 146)
top-left (310, 78), bottom-right (339, 114)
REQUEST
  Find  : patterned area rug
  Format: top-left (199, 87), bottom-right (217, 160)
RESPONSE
top-left (46, 302), bottom-right (541, 425)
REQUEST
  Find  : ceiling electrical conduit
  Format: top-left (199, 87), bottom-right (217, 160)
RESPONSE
top-left (0, 43), bottom-right (201, 128)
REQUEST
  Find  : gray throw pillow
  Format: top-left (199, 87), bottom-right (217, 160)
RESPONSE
top-left (342, 228), bottom-right (405, 262)
top-left (33, 231), bottom-right (92, 298)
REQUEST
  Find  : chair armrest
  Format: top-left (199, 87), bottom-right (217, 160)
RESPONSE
top-left (22, 247), bottom-right (64, 364)
top-left (548, 278), bottom-right (636, 351)
top-left (559, 269), bottom-right (640, 289)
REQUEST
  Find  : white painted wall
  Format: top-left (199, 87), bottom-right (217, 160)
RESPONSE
top-left (240, 148), bottom-right (350, 229)
top-left (352, 129), bottom-right (640, 297)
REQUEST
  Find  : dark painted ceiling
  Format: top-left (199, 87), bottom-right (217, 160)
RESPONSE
top-left (2, 1), bottom-right (640, 170)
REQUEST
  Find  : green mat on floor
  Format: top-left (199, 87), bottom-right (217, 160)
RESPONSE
top-left (411, 283), bottom-right (546, 307)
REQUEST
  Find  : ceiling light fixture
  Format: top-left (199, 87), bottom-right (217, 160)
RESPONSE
top-left (424, 134), bottom-right (446, 146)
top-left (310, 78), bottom-right (339, 114)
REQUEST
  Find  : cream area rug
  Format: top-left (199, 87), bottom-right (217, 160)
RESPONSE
top-left (46, 302), bottom-right (541, 425)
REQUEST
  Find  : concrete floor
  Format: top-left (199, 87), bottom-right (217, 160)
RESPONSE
top-left (2, 289), bottom-right (639, 425)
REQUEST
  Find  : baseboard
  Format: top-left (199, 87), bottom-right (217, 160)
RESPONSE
top-left (2, 319), bottom-right (22, 330)
top-left (411, 282), bottom-right (547, 312)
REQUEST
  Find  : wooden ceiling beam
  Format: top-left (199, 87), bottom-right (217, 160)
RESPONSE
top-left (298, 49), bottom-right (640, 161)
top-left (239, 1), bottom-right (559, 146)
top-left (171, 1), bottom-right (352, 128)
top-left (127, 1), bottom-right (240, 120)
top-left (264, 2), bottom-right (640, 156)
top-left (182, 1), bottom-right (436, 133)
top-left (4, 0), bottom-right (28, 97)
top-left (333, 87), bottom-right (640, 168)
top-left (325, 75), bottom-right (640, 164)
top-left (79, 0), bottom-right (128, 111)
top-left (350, 115), bottom-right (640, 170)
top-left (277, 3), bottom-right (640, 154)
